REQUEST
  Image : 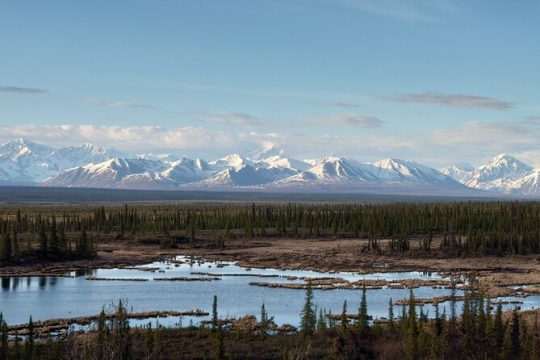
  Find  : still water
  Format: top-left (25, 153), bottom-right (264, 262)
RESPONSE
top-left (0, 256), bottom-right (537, 327)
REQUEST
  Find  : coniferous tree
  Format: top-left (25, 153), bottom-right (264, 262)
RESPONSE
top-left (49, 216), bottom-right (59, 257)
top-left (0, 315), bottom-right (8, 360)
top-left (212, 295), bottom-right (218, 332)
top-left (38, 224), bottom-right (48, 255)
top-left (12, 227), bottom-right (19, 260)
top-left (357, 284), bottom-right (369, 334)
top-left (0, 232), bottom-right (11, 264)
top-left (25, 316), bottom-right (34, 360)
top-left (260, 301), bottom-right (268, 335)
top-left (341, 300), bottom-right (349, 330)
top-left (300, 280), bottom-right (316, 336)
top-left (405, 289), bottom-right (418, 360)
top-left (97, 308), bottom-right (107, 359)
top-left (388, 298), bottom-right (395, 332)
top-left (112, 299), bottom-right (132, 360)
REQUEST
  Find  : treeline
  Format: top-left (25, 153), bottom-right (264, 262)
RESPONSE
top-left (0, 210), bottom-right (95, 265)
top-left (2, 201), bottom-right (540, 264)
top-left (296, 283), bottom-right (539, 360)
top-left (1, 284), bottom-right (538, 359)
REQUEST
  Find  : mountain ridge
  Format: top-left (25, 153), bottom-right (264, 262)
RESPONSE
top-left (1, 138), bottom-right (538, 196)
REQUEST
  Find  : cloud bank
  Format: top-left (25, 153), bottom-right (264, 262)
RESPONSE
top-left (384, 92), bottom-right (515, 110)
top-left (0, 85), bottom-right (48, 94)
top-left (0, 120), bottom-right (538, 167)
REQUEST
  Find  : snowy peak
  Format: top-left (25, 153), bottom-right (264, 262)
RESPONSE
top-left (464, 154), bottom-right (533, 192)
top-left (161, 157), bottom-right (212, 183)
top-left (2, 138), bottom-right (540, 196)
top-left (258, 155), bottom-right (310, 172)
top-left (441, 163), bottom-right (474, 182)
top-left (372, 158), bottom-right (458, 186)
top-left (0, 138), bottom-right (52, 161)
top-left (245, 145), bottom-right (285, 160)
top-left (43, 157), bottom-right (168, 188)
top-left (210, 153), bottom-right (250, 170)
top-left (511, 169), bottom-right (540, 195)
top-left (0, 139), bottom-right (122, 183)
top-left (196, 165), bottom-right (296, 187)
top-left (301, 157), bottom-right (376, 181)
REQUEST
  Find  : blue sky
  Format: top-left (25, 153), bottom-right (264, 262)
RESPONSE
top-left (1, 0), bottom-right (539, 166)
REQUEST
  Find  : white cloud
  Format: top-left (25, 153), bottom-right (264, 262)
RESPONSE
top-left (311, 113), bottom-right (383, 127)
top-left (322, 0), bottom-right (456, 22)
top-left (0, 125), bottom-right (237, 152)
top-left (1, 119), bottom-right (539, 168)
top-left (202, 111), bottom-right (263, 127)
top-left (84, 97), bottom-right (154, 109)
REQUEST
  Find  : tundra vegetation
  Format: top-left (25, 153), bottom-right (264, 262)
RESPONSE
top-left (0, 281), bottom-right (539, 359)
top-left (2, 201), bottom-right (540, 265)
top-left (1, 201), bottom-right (540, 359)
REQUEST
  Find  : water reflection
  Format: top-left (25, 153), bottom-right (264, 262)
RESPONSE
top-left (2, 277), bottom-right (10, 289)
top-left (0, 256), bottom-right (538, 327)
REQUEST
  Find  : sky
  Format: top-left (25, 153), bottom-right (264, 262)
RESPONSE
top-left (1, 0), bottom-right (540, 167)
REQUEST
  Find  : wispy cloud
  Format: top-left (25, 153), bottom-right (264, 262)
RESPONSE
top-left (431, 120), bottom-right (540, 148)
top-left (202, 111), bottom-right (263, 128)
top-left (84, 97), bottom-right (154, 109)
top-left (383, 92), bottom-right (515, 110)
top-left (0, 124), bottom-right (267, 155)
top-left (311, 113), bottom-right (383, 127)
top-left (315, 100), bottom-right (362, 108)
top-left (0, 85), bottom-right (48, 94)
top-left (325, 0), bottom-right (457, 22)
top-left (2, 118), bottom-right (539, 168)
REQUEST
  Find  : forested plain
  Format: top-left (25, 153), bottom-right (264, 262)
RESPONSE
top-left (1, 201), bottom-right (540, 263)
top-left (1, 201), bottom-right (540, 359)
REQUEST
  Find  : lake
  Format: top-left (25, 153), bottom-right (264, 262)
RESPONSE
top-left (1, 256), bottom-right (537, 327)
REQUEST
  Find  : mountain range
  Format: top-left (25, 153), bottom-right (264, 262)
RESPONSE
top-left (0, 138), bottom-right (538, 197)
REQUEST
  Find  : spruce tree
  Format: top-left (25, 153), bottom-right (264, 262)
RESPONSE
top-left (388, 298), bottom-right (395, 332)
top-left (49, 216), bottom-right (59, 257)
top-left (357, 283), bottom-right (369, 334)
top-left (405, 289), bottom-right (418, 360)
top-left (25, 316), bottom-right (34, 360)
top-left (300, 280), bottom-right (316, 336)
top-left (0, 316), bottom-right (8, 360)
top-left (212, 295), bottom-right (218, 332)
top-left (341, 300), bottom-right (349, 330)
top-left (38, 224), bottom-right (48, 255)
top-left (1, 232), bottom-right (11, 264)
top-left (12, 228), bottom-right (19, 260)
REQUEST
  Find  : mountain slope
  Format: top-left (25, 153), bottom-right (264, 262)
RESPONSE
top-left (463, 154), bottom-right (533, 192)
top-left (372, 159), bottom-right (463, 187)
top-left (508, 169), bottom-right (540, 195)
top-left (0, 138), bottom-right (122, 183)
top-left (43, 158), bottom-right (170, 188)
top-left (441, 163), bottom-right (474, 182)
top-left (3, 138), bottom-right (538, 196)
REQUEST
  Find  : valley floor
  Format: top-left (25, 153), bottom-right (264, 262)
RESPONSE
top-left (2, 236), bottom-right (539, 299)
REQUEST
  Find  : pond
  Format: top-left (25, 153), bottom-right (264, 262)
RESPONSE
top-left (0, 256), bottom-right (537, 327)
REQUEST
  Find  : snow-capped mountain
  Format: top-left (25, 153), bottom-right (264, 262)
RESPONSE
top-left (279, 157), bottom-right (379, 185)
top-left (194, 165), bottom-right (297, 188)
top-left (438, 154), bottom-right (540, 196)
top-left (272, 157), bottom-right (465, 193)
top-left (441, 163), bottom-right (474, 182)
top-left (463, 154), bottom-right (533, 193)
top-left (3, 138), bottom-right (540, 196)
top-left (209, 154), bottom-right (251, 171)
top-left (0, 138), bottom-right (122, 184)
top-left (509, 169), bottom-right (540, 195)
top-left (43, 158), bottom-right (171, 188)
top-left (372, 159), bottom-right (462, 186)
